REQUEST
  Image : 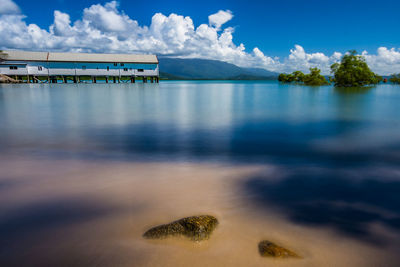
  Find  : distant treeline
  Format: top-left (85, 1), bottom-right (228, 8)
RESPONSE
top-left (278, 68), bottom-right (328, 86)
top-left (390, 74), bottom-right (400, 84)
top-left (278, 50), bottom-right (396, 87)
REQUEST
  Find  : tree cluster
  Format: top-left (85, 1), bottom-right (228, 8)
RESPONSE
top-left (279, 50), bottom-right (386, 87)
top-left (389, 74), bottom-right (400, 84)
top-left (278, 68), bottom-right (329, 86)
top-left (330, 50), bottom-right (382, 87)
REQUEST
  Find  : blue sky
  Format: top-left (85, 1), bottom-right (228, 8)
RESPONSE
top-left (1, 0), bottom-right (400, 73)
top-left (13, 0), bottom-right (400, 57)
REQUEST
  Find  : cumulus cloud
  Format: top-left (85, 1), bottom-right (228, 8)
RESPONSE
top-left (0, 0), bottom-right (20, 15)
top-left (0, 1), bottom-right (277, 68)
top-left (82, 1), bottom-right (136, 33)
top-left (282, 45), bottom-right (400, 75)
top-left (0, 0), bottom-right (399, 75)
top-left (362, 47), bottom-right (400, 75)
top-left (283, 45), bottom-right (340, 74)
top-left (208, 10), bottom-right (233, 30)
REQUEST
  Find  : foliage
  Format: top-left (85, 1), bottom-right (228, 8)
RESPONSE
top-left (278, 73), bottom-right (291, 82)
top-left (278, 71), bottom-right (305, 83)
top-left (389, 74), bottom-right (400, 84)
top-left (278, 68), bottom-right (328, 86)
top-left (330, 50), bottom-right (382, 87)
top-left (303, 68), bottom-right (329, 86)
top-left (292, 71), bottom-right (305, 82)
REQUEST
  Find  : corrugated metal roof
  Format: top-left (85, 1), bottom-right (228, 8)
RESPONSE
top-left (1, 50), bottom-right (158, 63)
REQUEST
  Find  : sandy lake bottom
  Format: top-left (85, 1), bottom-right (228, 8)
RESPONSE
top-left (1, 155), bottom-right (399, 267)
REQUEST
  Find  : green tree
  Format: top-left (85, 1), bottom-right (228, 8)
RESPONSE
top-left (292, 70), bottom-right (305, 82)
top-left (278, 73), bottom-right (298, 83)
top-left (389, 74), bottom-right (400, 84)
top-left (278, 73), bottom-right (290, 82)
top-left (278, 71), bottom-right (305, 83)
top-left (278, 68), bottom-right (328, 86)
top-left (303, 67), bottom-right (329, 86)
top-left (330, 50), bottom-right (382, 87)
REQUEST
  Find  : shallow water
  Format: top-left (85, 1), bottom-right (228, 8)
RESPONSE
top-left (1, 81), bottom-right (400, 266)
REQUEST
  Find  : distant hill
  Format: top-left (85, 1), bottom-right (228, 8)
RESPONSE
top-left (244, 67), bottom-right (277, 77)
top-left (159, 72), bottom-right (186, 80)
top-left (158, 57), bottom-right (278, 80)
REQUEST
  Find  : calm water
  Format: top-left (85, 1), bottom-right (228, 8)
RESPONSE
top-left (1, 81), bottom-right (400, 266)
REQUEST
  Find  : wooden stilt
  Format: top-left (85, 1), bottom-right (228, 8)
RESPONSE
top-left (73, 76), bottom-right (77, 83)
top-left (105, 77), bottom-right (108, 83)
top-left (113, 77), bottom-right (116, 83)
top-left (131, 76), bottom-right (135, 83)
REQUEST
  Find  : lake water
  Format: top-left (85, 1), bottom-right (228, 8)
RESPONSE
top-left (1, 81), bottom-right (400, 266)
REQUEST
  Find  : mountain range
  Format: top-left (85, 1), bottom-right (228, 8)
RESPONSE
top-left (158, 57), bottom-right (278, 80)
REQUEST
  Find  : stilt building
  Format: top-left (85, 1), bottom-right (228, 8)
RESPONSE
top-left (0, 50), bottom-right (159, 83)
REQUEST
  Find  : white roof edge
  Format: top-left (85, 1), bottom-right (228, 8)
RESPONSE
top-left (1, 50), bottom-right (158, 64)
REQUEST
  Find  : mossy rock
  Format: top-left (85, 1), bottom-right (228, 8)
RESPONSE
top-left (258, 240), bottom-right (300, 258)
top-left (143, 215), bottom-right (218, 241)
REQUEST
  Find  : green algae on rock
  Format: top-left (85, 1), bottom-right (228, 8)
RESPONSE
top-left (258, 240), bottom-right (301, 258)
top-left (143, 215), bottom-right (218, 241)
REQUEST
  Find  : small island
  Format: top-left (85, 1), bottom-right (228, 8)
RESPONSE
top-left (278, 68), bottom-right (329, 86)
top-left (279, 50), bottom-right (384, 87)
top-left (390, 74), bottom-right (400, 84)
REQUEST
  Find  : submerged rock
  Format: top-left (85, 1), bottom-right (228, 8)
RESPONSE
top-left (258, 240), bottom-right (300, 258)
top-left (143, 215), bottom-right (218, 241)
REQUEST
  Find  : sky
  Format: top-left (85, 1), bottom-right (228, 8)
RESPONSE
top-left (1, 0), bottom-right (400, 74)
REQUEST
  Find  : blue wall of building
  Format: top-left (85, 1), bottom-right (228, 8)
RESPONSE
top-left (2, 61), bottom-right (158, 70)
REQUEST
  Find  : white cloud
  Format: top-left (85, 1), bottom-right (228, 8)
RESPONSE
top-left (285, 45), bottom-right (333, 73)
top-left (0, 1), bottom-right (399, 75)
top-left (283, 45), bottom-right (400, 75)
top-left (362, 47), bottom-right (400, 75)
top-left (208, 10), bottom-right (233, 30)
top-left (0, 1), bottom-right (274, 66)
top-left (82, 1), bottom-right (134, 33)
top-left (0, 0), bottom-right (20, 15)
top-left (50, 11), bottom-right (73, 36)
